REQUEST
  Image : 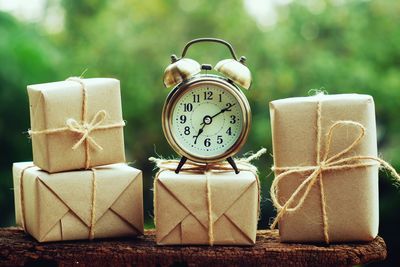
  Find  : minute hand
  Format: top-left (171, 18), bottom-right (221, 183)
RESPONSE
top-left (201, 103), bottom-right (236, 125)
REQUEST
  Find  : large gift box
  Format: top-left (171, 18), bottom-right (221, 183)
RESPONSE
top-left (154, 169), bottom-right (259, 245)
top-left (28, 78), bottom-right (125, 173)
top-left (13, 162), bottom-right (144, 242)
top-left (269, 94), bottom-right (379, 243)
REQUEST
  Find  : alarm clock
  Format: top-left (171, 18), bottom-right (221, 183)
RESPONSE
top-left (162, 38), bottom-right (252, 174)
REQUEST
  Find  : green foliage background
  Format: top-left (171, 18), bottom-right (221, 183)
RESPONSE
top-left (0, 0), bottom-right (399, 265)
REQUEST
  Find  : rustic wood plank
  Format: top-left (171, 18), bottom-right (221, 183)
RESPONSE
top-left (0, 227), bottom-right (386, 267)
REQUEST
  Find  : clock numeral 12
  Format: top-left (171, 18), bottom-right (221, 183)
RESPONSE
top-left (204, 91), bottom-right (213, 100)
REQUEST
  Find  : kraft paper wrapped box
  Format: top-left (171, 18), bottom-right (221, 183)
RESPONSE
top-left (13, 162), bottom-right (144, 242)
top-left (269, 94), bottom-right (379, 243)
top-left (154, 169), bottom-right (259, 245)
top-left (28, 78), bottom-right (125, 173)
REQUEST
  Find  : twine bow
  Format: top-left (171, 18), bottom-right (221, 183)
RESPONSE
top-left (66, 110), bottom-right (107, 151)
top-left (270, 101), bottom-right (400, 244)
top-left (150, 148), bottom-right (266, 245)
top-left (28, 77), bottom-right (125, 169)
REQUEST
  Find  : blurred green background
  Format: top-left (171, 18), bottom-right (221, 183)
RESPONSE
top-left (0, 0), bottom-right (399, 265)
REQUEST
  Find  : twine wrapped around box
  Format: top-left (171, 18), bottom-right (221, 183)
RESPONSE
top-left (150, 148), bottom-right (265, 246)
top-left (13, 162), bottom-right (143, 242)
top-left (18, 165), bottom-right (98, 240)
top-left (270, 100), bottom-right (400, 244)
top-left (28, 77), bottom-right (126, 169)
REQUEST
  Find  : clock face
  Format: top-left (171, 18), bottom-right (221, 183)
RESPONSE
top-left (167, 81), bottom-right (246, 160)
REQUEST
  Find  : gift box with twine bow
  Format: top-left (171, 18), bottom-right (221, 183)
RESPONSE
top-left (28, 77), bottom-right (126, 173)
top-left (13, 162), bottom-right (144, 242)
top-left (269, 93), bottom-right (400, 243)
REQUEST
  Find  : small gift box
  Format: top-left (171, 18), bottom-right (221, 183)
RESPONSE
top-left (269, 94), bottom-right (380, 243)
top-left (28, 78), bottom-right (125, 173)
top-left (13, 162), bottom-right (144, 242)
top-left (153, 164), bottom-right (259, 245)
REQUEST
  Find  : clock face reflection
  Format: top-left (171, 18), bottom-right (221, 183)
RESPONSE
top-left (170, 82), bottom-right (244, 159)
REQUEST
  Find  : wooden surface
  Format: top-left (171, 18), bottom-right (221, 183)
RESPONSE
top-left (0, 227), bottom-right (386, 267)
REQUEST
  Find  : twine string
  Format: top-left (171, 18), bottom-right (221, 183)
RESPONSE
top-left (205, 171), bottom-right (214, 246)
top-left (28, 77), bottom-right (125, 169)
top-left (270, 101), bottom-right (400, 244)
top-left (315, 101), bottom-right (329, 243)
top-left (150, 148), bottom-right (266, 245)
top-left (149, 148), bottom-right (266, 174)
top-left (89, 169), bottom-right (97, 240)
top-left (18, 166), bottom-right (98, 240)
top-left (19, 165), bottom-right (35, 233)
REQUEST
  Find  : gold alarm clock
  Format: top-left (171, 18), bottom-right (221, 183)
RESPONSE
top-left (162, 38), bottom-right (252, 174)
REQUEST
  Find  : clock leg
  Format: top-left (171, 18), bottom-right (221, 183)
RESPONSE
top-left (227, 157), bottom-right (240, 174)
top-left (175, 156), bottom-right (188, 174)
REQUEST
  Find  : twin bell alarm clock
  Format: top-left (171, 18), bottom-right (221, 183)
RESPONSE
top-left (162, 38), bottom-right (252, 174)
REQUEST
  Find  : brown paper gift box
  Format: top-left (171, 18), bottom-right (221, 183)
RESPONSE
top-left (154, 170), bottom-right (259, 245)
top-left (269, 94), bottom-right (379, 242)
top-left (28, 78), bottom-right (125, 173)
top-left (13, 162), bottom-right (144, 242)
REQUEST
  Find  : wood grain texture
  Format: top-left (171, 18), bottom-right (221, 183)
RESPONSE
top-left (0, 228), bottom-right (386, 267)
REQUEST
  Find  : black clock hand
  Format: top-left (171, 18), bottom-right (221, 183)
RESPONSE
top-left (193, 123), bottom-right (206, 144)
top-left (194, 103), bottom-right (236, 144)
top-left (200, 103), bottom-right (236, 125)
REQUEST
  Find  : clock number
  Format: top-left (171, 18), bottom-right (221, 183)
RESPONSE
top-left (193, 94), bottom-right (200, 103)
top-left (217, 135), bottom-right (223, 144)
top-left (204, 138), bottom-right (211, 147)
top-left (204, 91), bottom-right (213, 100)
top-left (183, 103), bottom-right (193, 112)
top-left (219, 94), bottom-right (222, 102)
top-left (226, 127), bottom-right (232, 136)
top-left (184, 126), bottom-right (190, 135)
top-left (230, 115), bottom-right (236, 124)
top-left (179, 115), bottom-right (186, 124)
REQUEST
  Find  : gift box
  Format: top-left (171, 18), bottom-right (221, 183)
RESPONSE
top-left (269, 94), bottom-right (379, 243)
top-left (154, 169), bottom-right (259, 245)
top-left (28, 78), bottom-right (125, 173)
top-left (13, 162), bottom-right (144, 242)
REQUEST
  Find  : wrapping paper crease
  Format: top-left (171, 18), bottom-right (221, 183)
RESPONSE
top-left (155, 170), bottom-right (258, 245)
top-left (13, 162), bottom-right (144, 242)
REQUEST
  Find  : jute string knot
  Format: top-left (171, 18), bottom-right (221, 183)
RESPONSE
top-left (28, 77), bottom-right (125, 169)
top-left (270, 101), bottom-right (400, 244)
top-left (66, 109), bottom-right (107, 151)
top-left (150, 148), bottom-right (266, 246)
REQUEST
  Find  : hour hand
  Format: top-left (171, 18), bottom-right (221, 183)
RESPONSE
top-left (193, 126), bottom-right (205, 144)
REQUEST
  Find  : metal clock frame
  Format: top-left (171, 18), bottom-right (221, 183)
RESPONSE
top-left (162, 74), bottom-right (251, 173)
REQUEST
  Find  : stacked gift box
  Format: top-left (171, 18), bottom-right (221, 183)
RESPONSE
top-left (13, 78), bottom-right (144, 242)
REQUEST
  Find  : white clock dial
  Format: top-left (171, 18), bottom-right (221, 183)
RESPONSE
top-left (170, 83), bottom-right (244, 159)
